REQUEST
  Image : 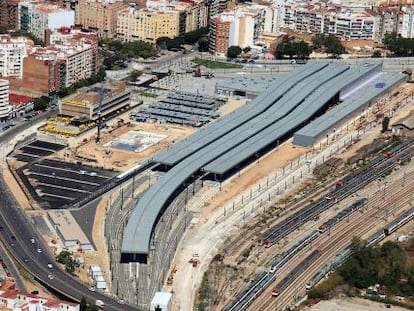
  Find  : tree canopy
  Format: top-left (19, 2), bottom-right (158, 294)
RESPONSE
top-left (56, 250), bottom-right (80, 274)
top-left (227, 45), bottom-right (242, 58)
top-left (311, 34), bottom-right (345, 57)
top-left (101, 38), bottom-right (156, 60)
top-left (33, 96), bottom-right (50, 111)
top-left (339, 239), bottom-right (413, 294)
top-left (275, 37), bottom-right (312, 59)
top-left (383, 31), bottom-right (414, 56)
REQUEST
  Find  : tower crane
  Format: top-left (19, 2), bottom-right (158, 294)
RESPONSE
top-left (95, 80), bottom-right (105, 143)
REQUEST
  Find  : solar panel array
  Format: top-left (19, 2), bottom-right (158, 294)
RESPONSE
top-left (132, 91), bottom-right (225, 127)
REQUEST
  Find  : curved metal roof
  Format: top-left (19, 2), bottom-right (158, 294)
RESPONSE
top-left (121, 62), bottom-right (332, 254)
top-left (152, 62), bottom-right (329, 166)
top-left (203, 65), bottom-right (379, 174)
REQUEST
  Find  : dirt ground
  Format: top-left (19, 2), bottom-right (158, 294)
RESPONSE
top-left (304, 297), bottom-right (411, 311)
top-left (202, 144), bottom-right (308, 217)
top-left (54, 98), bottom-right (243, 171)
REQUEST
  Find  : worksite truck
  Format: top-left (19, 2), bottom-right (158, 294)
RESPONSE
top-left (95, 300), bottom-right (104, 309)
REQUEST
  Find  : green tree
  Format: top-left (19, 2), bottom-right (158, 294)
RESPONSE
top-left (129, 70), bottom-right (142, 82)
top-left (295, 40), bottom-right (312, 58)
top-left (275, 39), bottom-right (312, 59)
top-left (198, 37), bottom-right (209, 52)
top-left (371, 50), bottom-right (382, 58)
top-left (324, 35), bottom-right (345, 57)
top-left (242, 46), bottom-right (251, 53)
top-left (227, 45), bottom-right (242, 58)
top-left (56, 250), bottom-right (80, 274)
top-left (80, 297), bottom-right (88, 311)
top-left (312, 34), bottom-right (325, 50)
top-left (34, 96), bottom-right (49, 111)
top-left (382, 116), bottom-right (390, 133)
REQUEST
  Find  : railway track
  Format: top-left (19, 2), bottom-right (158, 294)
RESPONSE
top-left (250, 170), bottom-right (414, 310)
top-left (224, 138), bottom-right (414, 311)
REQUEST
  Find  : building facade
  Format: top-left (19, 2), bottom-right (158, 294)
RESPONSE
top-left (59, 81), bottom-right (130, 121)
top-left (31, 3), bottom-right (75, 42)
top-left (209, 13), bottom-right (232, 55)
top-left (0, 35), bottom-right (30, 79)
top-left (0, 79), bottom-right (10, 122)
top-left (117, 5), bottom-right (181, 43)
top-left (76, 0), bottom-right (124, 38)
top-left (0, 0), bottom-right (19, 30)
top-left (9, 34), bottom-right (100, 96)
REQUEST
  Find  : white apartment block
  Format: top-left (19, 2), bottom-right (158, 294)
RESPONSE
top-left (0, 35), bottom-right (28, 79)
top-left (31, 3), bottom-right (75, 42)
top-left (401, 8), bottom-right (414, 38)
top-left (18, 2), bottom-right (74, 42)
top-left (228, 10), bottom-right (256, 47)
top-left (0, 79), bottom-right (10, 121)
top-left (27, 41), bottom-right (95, 88)
top-left (335, 12), bottom-right (375, 40)
top-left (284, 2), bottom-right (375, 40)
top-left (262, 3), bottom-right (286, 34)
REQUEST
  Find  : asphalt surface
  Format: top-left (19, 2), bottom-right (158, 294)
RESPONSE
top-left (0, 111), bottom-right (138, 310)
top-left (0, 173), bottom-right (137, 310)
top-left (15, 157), bottom-right (117, 208)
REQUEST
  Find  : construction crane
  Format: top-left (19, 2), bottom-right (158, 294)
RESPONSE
top-left (95, 80), bottom-right (105, 143)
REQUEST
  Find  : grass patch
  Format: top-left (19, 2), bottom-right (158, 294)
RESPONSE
top-left (139, 91), bottom-right (158, 98)
top-left (191, 57), bottom-right (243, 69)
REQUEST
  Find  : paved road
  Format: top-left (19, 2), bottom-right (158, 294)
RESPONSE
top-left (0, 114), bottom-right (139, 310)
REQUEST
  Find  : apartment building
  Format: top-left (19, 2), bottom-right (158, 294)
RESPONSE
top-left (0, 79), bottom-right (10, 122)
top-left (9, 36), bottom-right (100, 96)
top-left (31, 3), bottom-right (75, 42)
top-left (117, 4), bottom-right (182, 43)
top-left (401, 7), bottom-right (414, 38)
top-left (18, 2), bottom-right (75, 42)
top-left (180, 0), bottom-right (208, 30)
top-left (208, 0), bottom-right (228, 19)
top-left (209, 13), bottom-right (232, 55)
top-left (76, 0), bottom-right (124, 38)
top-left (0, 289), bottom-right (79, 311)
top-left (0, 0), bottom-right (20, 30)
top-left (284, 2), bottom-right (375, 40)
top-left (0, 35), bottom-right (30, 79)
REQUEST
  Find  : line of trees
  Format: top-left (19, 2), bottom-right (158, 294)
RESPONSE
top-left (275, 37), bottom-right (312, 59)
top-left (156, 27), bottom-right (209, 52)
top-left (338, 238), bottom-right (414, 295)
top-left (272, 34), bottom-right (345, 59)
top-left (383, 31), bottom-right (414, 56)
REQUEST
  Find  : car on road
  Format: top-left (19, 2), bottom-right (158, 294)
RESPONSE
top-left (47, 274), bottom-right (54, 280)
top-left (117, 299), bottom-right (125, 304)
top-left (37, 248), bottom-right (42, 253)
top-left (88, 287), bottom-right (96, 292)
top-left (30, 238), bottom-right (35, 244)
top-left (47, 263), bottom-right (53, 269)
top-left (23, 258), bottom-right (29, 263)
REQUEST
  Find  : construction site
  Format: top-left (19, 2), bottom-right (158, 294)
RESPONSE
top-left (3, 60), bottom-right (414, 311)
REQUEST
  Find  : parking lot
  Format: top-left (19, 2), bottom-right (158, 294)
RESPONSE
top-left (13, 141), bottom-right (118, 208)
top-left (13, 140), bottom-right (65, 163)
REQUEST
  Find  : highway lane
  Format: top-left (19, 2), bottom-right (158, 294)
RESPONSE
top-left (0, 175), bottom-right (139, 310)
